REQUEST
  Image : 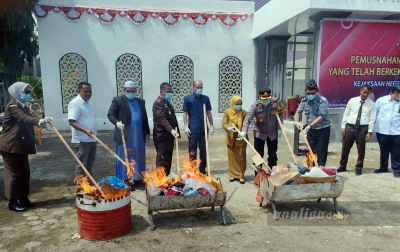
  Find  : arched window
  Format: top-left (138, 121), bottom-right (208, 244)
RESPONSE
top-left (169, 55), bottom-right (194, 113)
top-left (116, 54), bottom-right (142, 98)
top-left (59, 53), bottom-right (88, 113)
top-left (218, 56), bottom-right (243, 112)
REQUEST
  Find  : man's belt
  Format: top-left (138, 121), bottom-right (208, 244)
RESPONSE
top-left (346, 123), bottom-right (368, 128)
top-left (311, 125), bottom-right (330, 130)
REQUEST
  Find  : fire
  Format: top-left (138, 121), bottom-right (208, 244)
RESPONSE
top-left (143, 166), bottom-right (180, 188)
top-left (74, 175), bottom-right (102, 198)
top-left (304, 151), bottom-right (317, 168)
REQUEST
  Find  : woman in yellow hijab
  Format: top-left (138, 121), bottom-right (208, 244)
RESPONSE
top-left (222, 95), bottom-right (247, 184)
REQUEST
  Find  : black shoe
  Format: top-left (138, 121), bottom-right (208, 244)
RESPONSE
top-left (19, 197), bottom-right (35, 208)
top-left (8, 200), bottom-right (27, 212)
top-left (337, 167), bottom-right (347, 172)
top-left (355, 169), bottom-right (362, 176)
top-left (254, 171), bottom-right (258, 176)
top-left (239, 179), bottom-right (245, 184)
top-left (374, 168), bottom-right (389, 173)
top-left (394, 173), bottom-right (400, 178)
top-left (199, 170), bottom-right (207, 175)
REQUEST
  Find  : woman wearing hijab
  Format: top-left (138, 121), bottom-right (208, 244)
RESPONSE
top-left (222, 95), bottom-right (247, 184)
top-left (0, 82), bottom-right (53, 211)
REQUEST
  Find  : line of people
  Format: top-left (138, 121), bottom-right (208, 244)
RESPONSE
top-left (2, 79), bottom-right (399, 212)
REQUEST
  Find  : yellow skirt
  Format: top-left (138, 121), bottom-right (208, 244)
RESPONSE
top-left (227, 145), bottom-right (246, 179)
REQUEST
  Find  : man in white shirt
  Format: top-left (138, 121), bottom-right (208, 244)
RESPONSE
top-left (337, 84), bottom-right (376, 176)
top-left (374, 85), bottom-right (400, 178)
top-left (68, 82), bottom-right (98, 177)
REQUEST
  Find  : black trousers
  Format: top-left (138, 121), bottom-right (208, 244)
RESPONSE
top-left (307, 127), bottom-right (330, 166)
top-left (1, 151), bottom-right (30, 200)
top-left (254, 136), bottom-right (278, 168)
top-left (188, 132), bottom-right (207, 173)
top-left (154, 139), bottom-right (174, 175)
top-left (377, 133), bottom-right (400, 174)
top-left (339, 124), bottom-right (368, 169)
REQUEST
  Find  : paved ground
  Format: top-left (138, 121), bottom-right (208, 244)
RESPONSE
top-left (0, 122), bottom-right (399, 251)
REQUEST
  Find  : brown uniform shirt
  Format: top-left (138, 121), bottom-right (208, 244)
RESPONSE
top-left (152, 96), bottom-right (180, 141)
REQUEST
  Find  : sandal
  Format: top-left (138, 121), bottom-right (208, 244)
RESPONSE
top-left (239, 179), bottom-right (245, 184)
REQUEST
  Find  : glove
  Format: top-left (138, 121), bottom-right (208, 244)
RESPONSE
top-left (227, 127), bottom-right (237, 132)
top-left (278, 130), bottom-right (282, 138)
top-left (209, 125), bottom-right (214, 136)
top-left (44, 116), bottom-right (53, 122)
top-left (237, 131), bottom-right (246, 140)
top-left (116, 121), bottom-right (124, 129)
top-left (146, 135), bottom-right (150, 143)
top-left (38, 116), bottom-right (53, 126)
top-left (303, 125), bottom-right (311, 134)
top-left (171, 129), bottom-right (179, 138)
top-left (294, 121), bottom-right (302, 130)
top-left (184, 125), bottom-right (191, 136)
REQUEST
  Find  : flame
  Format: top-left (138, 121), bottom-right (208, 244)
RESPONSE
top-left (304, 151), bottom-right (317, 168)
top-left (143, 154), bottom-right (222, 192)
top-left (126, 162), bottom-right (132, 180)
top-left (74, 175), bottom-right (102, 198)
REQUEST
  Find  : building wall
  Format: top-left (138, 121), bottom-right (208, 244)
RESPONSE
top-left (37, 0), bottom-right (256, 130)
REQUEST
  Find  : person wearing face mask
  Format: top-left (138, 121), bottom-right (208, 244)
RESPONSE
top-left (294, 79), bottom-right (331, 167)
top-left (238, 87), bottom-right (284, 175)
top-left (68, 82), bottom-right (98, 178)
top-left (222, 95), bottom-right (247, 183)
top-left (374, 85), bottom-right (400, 178)
top-left (0, 82), bottom-right (53, 212)
top-left (182, 80), bottom-right (214, 174)
top-left (107, 81), bottom-right (150, 187)
top-left (337, 84), bottom-right (376, 176)
top-left (152, 82), bottom-right (180, 175)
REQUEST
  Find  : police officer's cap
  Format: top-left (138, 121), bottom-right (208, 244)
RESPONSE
top-left (259, 87), bottom-right (272, 100)
top-left (306, 79), bottom-right (318, 90)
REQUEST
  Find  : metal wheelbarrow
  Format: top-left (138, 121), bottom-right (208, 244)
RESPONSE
top-left (259, 175), bottom-right (344, 219)
top-left (146, 187), bottom-right (227, 231)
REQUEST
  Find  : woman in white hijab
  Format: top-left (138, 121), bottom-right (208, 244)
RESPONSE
top-left (0, 82), bottom-right (53, 212)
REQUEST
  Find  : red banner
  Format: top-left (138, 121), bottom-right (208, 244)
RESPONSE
top-left (318, 20), bottom-right (400, 108)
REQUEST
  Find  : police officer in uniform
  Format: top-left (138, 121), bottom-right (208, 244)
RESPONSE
top-left (294, 79), bottom-right (331, 167)
top-left (238, 87), bottom-right (284, 174)
top-left (152, 82), bottom-right (180, 175)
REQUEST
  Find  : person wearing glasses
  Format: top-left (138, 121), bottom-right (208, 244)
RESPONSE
top-left (294, 79), bottom-right (331, 167)
top-left (107, 81), bottom-right (150, 187)
top-left (238, 87), bottom-right (284, 175)
top-left (0, 82), bottom-right (53, 211)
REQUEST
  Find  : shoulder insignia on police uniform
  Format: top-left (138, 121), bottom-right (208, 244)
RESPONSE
top-left (318, 98), bottom-right (323, 104)
top-left (10, 104), bottom-right (17, 107)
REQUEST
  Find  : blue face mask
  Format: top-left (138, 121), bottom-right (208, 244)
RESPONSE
top-left (125, 92), bottom-right (136, 100)
top-left (307, 94), bottom-right (316, 101)
top-left (260, 100), bottom-right (270, 106)
top-left (195, 89), bottom-right (203, 96)
top-left (20, 93), bottom-right (31, 103)
top-left (165, 93), bottom-right (173, 101)
top-left (233, 105), bottom-right (242, 111)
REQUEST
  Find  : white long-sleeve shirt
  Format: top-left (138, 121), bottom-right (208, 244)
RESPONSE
top-left (375, 94), bottom-right (400, 135)
top-left (341, 97), bottom-right (376, 133)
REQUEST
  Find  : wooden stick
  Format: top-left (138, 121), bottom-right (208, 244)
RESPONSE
top-left (48, 122), bottom-right (107, 199)
top-left (298, 124), bottom-right (317, 161)
top-left (275, 113), bottom-right (297, 164)
top-left (232, 125), bottom-right (272, 173)
top-left (120, 127), bottom-right (133, 180)
top-left (175, 127), bottom-right (180, 175)
top-left (203, 104), bottom-right (212, 181)
top-left (91, 134), bottom-right (144, 180)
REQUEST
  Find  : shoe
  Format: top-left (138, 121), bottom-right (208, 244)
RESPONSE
top-left (19, 197), bottom-right (35, 208)
top-left (355, 169), bottom-right (362, 176)
top-left (337, 167), bottom-right (347, 172)
top-left (254, 171), bottom-right (258, 177)
top-left (374, 168), bottom-right (389, 173)
top-left (229, 178), bottom-right (235, 182)
top-left (8, 200), bottom-right (27, 212)
top-left (239, 179), bottom-right (245, 184)
top-left (394, 173), bottom-right (400, 178)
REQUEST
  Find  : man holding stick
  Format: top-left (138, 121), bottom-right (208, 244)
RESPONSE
top-left (152, 82), bottom-right (180, 175)
top-left (68, 82), bottom-right (98, 177)
top-left (294, 79), bottom-right (331, 167)
top-left (182, 80), bottom-right (214, 174)
top-left (238, 87), bottom-right (283, 175)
